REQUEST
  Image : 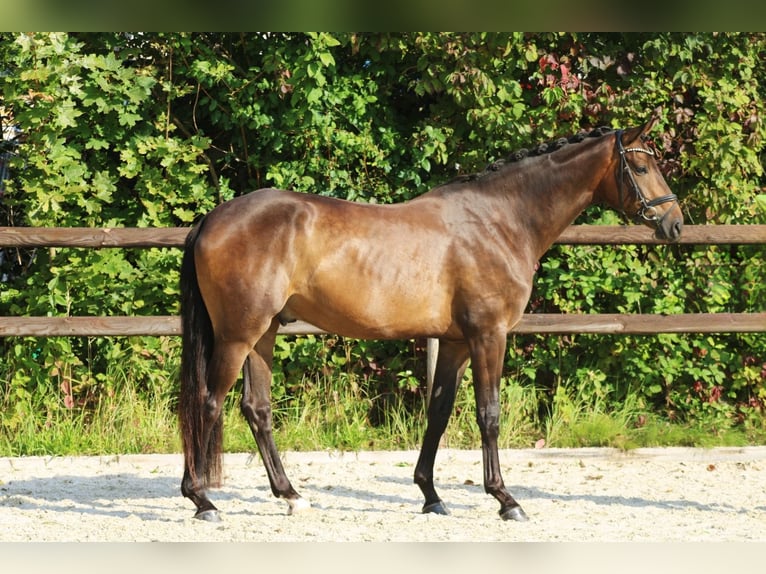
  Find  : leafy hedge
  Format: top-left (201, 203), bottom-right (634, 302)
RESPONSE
top-left (1, 33), bottom-right (764, 440)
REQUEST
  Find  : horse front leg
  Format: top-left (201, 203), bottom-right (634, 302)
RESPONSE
top-left (469, 331), bottom-right (529, 522)
top-left (414, 339), bottom-right (470, 515)
top-left (241, 327), bottom-right (309, 515)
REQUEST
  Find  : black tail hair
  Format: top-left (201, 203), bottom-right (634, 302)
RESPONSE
top-left (178, 218), bottom-right (223, 487)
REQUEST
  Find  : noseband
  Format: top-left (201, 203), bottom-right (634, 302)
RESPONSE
top-left (615, 129), bottom-right (678, 227)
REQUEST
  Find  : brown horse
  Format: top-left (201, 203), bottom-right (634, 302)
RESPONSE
top-left (178, 118), bottom-right (683, 522)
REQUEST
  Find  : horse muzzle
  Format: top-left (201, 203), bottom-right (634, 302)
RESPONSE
top-left (653, 211), bottom-right (683, 243)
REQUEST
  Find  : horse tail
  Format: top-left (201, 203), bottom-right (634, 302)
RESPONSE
top-left (178, 218), bottom-right (223, 487)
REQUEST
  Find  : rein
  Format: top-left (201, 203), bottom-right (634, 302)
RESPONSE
top-left (615, 129), bottom-right (678, 227)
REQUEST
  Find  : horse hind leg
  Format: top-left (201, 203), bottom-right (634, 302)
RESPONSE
top-left (181, 339), bottom-right (252, 522)
top-left (241, 325), bottom-right (309, 515)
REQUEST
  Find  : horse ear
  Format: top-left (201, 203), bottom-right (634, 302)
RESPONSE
top-left (641, 110), bottom-right (661, 136)
top-left (623, 110), bottom-right (662, 144)
top-left (621, 124), bottom-right (646, 145)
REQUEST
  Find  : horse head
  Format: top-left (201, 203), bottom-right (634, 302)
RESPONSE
top-left (603, 116), bottom-right (684, 242)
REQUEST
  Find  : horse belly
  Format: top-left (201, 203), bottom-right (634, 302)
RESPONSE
top-left (287, 249), bottom-right (454, 339)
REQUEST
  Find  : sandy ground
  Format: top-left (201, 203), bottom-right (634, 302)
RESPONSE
top-left (1, 446), bottom-right (765, 542)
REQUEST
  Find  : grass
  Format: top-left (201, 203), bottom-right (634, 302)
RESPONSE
top-left (1, 366), bottom-right (765, 457)
top-left (222, 372), bottom-right (426, 452)
top-left (0, 367), bottom-right (181, 456)
top-left (541, 380), bottom-right (766, 450)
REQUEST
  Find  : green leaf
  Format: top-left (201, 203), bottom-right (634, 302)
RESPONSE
top-left (318, 51), bottom-right (335, 68)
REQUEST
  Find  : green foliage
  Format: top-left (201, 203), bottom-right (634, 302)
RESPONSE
top-left (1, 33), bottom-right (765, 453)
top-left (0, 335), bottom-right (181, 455)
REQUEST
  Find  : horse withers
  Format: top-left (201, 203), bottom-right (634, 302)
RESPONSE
top-left (178, 118), bottom-right (683, 522)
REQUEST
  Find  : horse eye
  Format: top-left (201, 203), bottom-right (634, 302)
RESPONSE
top-left (635, 165), bottom-right (648, 175)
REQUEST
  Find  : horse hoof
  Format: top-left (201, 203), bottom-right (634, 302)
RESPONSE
top-left (287, 497), bottom-right (311, 515)
top-left (194, 509), bottom-right (222, 522)
top-left (422, 500), bottom-right (450, 516)
top-left (500, 505), bottom-right (529, 522)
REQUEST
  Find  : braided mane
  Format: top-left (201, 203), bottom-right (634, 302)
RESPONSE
top-left (443, 126), bottom-right (614, 186)
top-left (488, 126), bottom-right (613, 170)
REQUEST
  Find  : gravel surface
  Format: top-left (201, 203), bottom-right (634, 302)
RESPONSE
top-left (1, 447), bottom-right (765, 542)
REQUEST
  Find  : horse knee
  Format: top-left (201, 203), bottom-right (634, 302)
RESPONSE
top-left (476, 405), bottom-right (500, 438)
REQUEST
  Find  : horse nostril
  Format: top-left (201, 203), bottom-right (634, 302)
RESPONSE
top-left (671, 219), bottom-right (683, 241)
top-left (658, 218), bottom-right (683, 242)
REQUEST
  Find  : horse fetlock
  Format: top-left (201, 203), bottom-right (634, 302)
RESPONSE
top-left (413, 473), bottom-right (433, 491)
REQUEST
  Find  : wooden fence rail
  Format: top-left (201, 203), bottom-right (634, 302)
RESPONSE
top-left (1, 225), bottom-right (764, 339)
top-left (2, 224), bottom-right (766, 248)
top-left (0, 313), bottom-right (764, 338)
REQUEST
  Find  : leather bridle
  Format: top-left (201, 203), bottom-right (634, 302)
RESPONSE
top-left (615, 129), bottom-right (678, 227)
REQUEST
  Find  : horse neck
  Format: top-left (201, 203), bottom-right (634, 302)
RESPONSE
top-left (489, 137), bottom-right (613, 259)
